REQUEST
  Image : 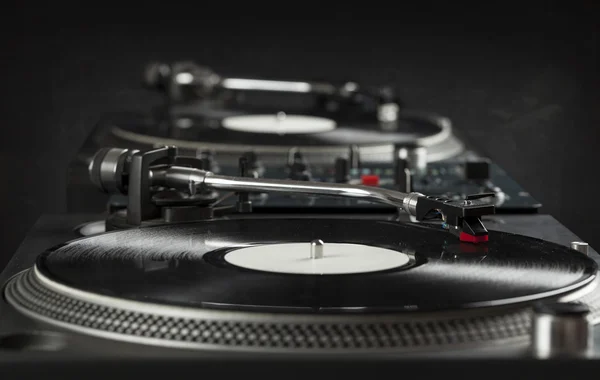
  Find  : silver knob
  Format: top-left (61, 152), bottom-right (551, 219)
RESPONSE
top-left (398, 146), bottom-right (427, 176)
top-left (310, 239), bottom-right (324, 259)
top-left (377, 102), bottom-right (399, 123)
top-left (531, 302), bottom-right (594, 359)
top-left (570, 241), bottom-right (589, 256)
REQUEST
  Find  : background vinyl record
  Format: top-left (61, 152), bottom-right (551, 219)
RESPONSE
top-left (112, 109), bottom-right (447, 148)
top-left (105, 107), bottom-right (463, 165)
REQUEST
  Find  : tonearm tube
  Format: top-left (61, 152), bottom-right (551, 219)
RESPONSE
top-left (89, 146), bottom-right (495, 243)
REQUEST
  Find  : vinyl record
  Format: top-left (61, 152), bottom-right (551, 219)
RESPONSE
top-left (109, 107), bottom-right (448, 148)
top-left (35, 218), bottom-right (597, 313)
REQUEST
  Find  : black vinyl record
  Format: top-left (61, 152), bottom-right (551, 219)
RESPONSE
top-left (36, 218), bottom-right (597, 314)
top-left (108, 102), bottom-right (446, 148)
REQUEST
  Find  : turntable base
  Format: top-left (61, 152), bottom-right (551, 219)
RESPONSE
top-left (3, 216), bottom-right (600, 354)
top-left (3, 267), bottom-right (536, 353)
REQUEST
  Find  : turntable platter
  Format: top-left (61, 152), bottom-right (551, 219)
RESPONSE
top-left (106, 107), bottom-right (463, 164)
top-left (33, 218), bottom-right (597, 313)
top-left (112, 110), bottom-right (444, 147)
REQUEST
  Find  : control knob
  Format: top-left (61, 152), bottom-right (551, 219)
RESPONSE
top-left (197, 150), bottom-right (219, 173)
top-left (393, 144), bottom-right (428, 192)
top-left (287, 150), bottom-right (311, 181)
top-left (242, 151), bottom-right (265, 178)
top-left (334, 157), bottom-right (350, 183)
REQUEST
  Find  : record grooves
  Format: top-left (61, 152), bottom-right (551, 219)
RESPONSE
top-left (111, 109), bottom-right (446, 147)
top-left (31, 219), bottom-right (597, 314)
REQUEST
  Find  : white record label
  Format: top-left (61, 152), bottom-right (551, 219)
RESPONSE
top-left (221, 113), bottom-right (336, 135)
top-left (223, 242), bottom-right (411, 275)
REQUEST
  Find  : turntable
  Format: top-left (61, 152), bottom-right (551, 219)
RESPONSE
top-left (121, 60), bottom-right (463, 165)
top-left (2, 143), bottom-right (600, 362)
top-left (1, 65), bottom-right (598, 369)
top-left (66, 61), bottom-right (539, 215)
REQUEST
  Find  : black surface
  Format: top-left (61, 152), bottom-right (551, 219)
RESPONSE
top-left (2, 5), bottom-right (600, 273)
top-left (0, 358), bottom-right (598, 380)
top-left (38, 218), bottom-right (596, 313)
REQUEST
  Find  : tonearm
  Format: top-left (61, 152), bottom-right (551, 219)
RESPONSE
top-left (89, 146), bottom-right (495, 243)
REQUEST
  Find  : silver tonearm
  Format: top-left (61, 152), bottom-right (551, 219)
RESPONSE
top-left (151, 165), bottom-right (422, 216)
top-left (89, 146), bottom-right (495, 242)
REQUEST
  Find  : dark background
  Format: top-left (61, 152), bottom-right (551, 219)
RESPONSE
top-left (1, 5), bottom-right (599, 270)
